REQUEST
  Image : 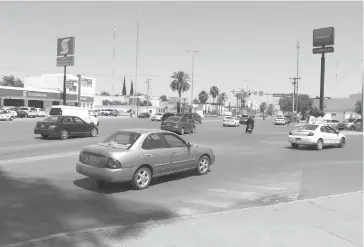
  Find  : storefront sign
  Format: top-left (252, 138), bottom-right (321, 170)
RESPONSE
top-left (80, 96), bottom-right (94, 103)
top-left (0, 87), bottom-right (78, 101)
top-left (81, 78), bottom-right (93, 87)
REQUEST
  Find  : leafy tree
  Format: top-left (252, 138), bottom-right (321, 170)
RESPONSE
top-left (122, 77), bottom-right (127, 95)
top-left (170, 71), bottom-right (191, 113)
top-left (354, 100), bottom-right (362, 115)
top-left (193, 98), bottom-right (200, 104)
top-left (130, 80), bottom-right (134, 96)
top-left (279, 94), bottom-right (313, 115)
top-left (198, 90), bottom-right (209, 104)
top-left (267, 104), bottom-right (274, 116)
top-left (209, 86), bottom-right (220, 113)
top-left (0, 75), bottom-right (24, 87)
top-left (217, 92), bottom-right (227, 115)
top-left (309, 107), bottom-right (325, 118)
top-left (101, 91), bottom-right (110, 96)
top-left (260, 102), bottom-right (267, 114)
top-left (159, 95), bottom-right (168, 102)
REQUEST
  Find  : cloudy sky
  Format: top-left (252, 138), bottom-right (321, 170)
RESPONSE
top-left (0, 1), bottom-right (362, 105)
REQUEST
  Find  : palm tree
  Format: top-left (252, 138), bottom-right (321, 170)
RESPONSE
top-left (170, 71), bottom-right (191, 113)
top-left (0, 75), bottom-right (24, 87)
top-left (217, 92), bottom-right (227, 115)
top-left (210, 86), bottom-right (220, 114)
top-left (198, 90), bottom-right (209, 114)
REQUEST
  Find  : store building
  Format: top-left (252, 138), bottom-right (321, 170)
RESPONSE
top-left (0, 74), bottom-right (96, 112)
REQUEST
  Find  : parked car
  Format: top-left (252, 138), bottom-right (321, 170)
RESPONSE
top-left (288, 124), bottom-right (346, 150)
top-left (151, 113), bottom-right (163, 121)
top-left (18, 107), bottom-right (38, 118)
top-left (138, 112), bottom-right (151, 118)
top-left (161, 112), bottom-right (177, 122)
top-left (184, 112), bottom-right (202, 124)
top-left (274, 116), bottom-right (286, 125)
top-left (337, 118), bottom-right (362, 131)
top-left (2, 107), bottom-right (18, 118)
top-left (49, 105), bottom-right (99, 126)
top-left (76, 129), bottom-right (215, 190)
top-left (35, 108), bottom-right (46, 117)
top-left (34, 115), bottom-right (99, 140)
top-left (161, 116), bottom-right (195, 135)
top-left (223, 116), bottom-right (240, 127)
top-left (16, 110), bottom-right (27, 118)
top-left (0, 110), bottom-right (14, 121)
top-left (240, 114), bottom-right (249, 124)
top-left (284, 116), bottom-right (292, 124)
top-left (323, 119), bottom-right (340, 129)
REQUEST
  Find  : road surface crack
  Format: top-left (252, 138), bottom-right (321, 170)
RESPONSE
top-left (312, 225), bottom-right (362, 247)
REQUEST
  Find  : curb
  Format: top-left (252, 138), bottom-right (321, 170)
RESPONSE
top-left (5, 191), bottom-right (362, 247)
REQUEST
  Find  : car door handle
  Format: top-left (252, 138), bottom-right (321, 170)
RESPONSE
top-left (145, 154), bottom-right (155, 157)
top-left (173, 152), bottom-right (178, 155)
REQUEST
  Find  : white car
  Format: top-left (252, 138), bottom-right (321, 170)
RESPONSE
top-left (288, 123), bottom-right (346, 150)
top-left (223, 116), bottom-right (240, 127)
top-left (2, 107), bottom-right (18, 118)
top-left (274, 116), bottom-right (286, 125)
top-left (18, 107), bottom-right (38, 118)
top-left (0, 110), bottom-right (14, 121)
top-left (35, 108), bottom-right (46, 117)
top-left (151, 113), bottom-right (163, 121)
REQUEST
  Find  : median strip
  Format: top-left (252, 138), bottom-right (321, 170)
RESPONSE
top-left (0, 152), bottom-right (79, 166)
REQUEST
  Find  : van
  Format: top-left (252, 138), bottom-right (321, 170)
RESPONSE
top-left (49, 106), bottom-right (99, 126)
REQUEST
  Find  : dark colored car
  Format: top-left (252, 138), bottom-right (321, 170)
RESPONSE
top-left (184, 113), bottom-right (202, 124)
top-left (161, 116), bottom-right (196, 135)
top-left (240, 114), bottom-right (249, 124)
top-left (138, 112), bottom-right (151, 118)
top-left (285, 116), bottom-right (292, 124)
top-left (161, 112), bottom-right (177, 122)
top-left (34, 115), bottom-right (99, 140)
top-left (16, 110), bottom-right (27, 118)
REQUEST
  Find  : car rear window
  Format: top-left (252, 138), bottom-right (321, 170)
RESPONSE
top-left (49, 108), bottom-right (62, 116)
top-left (44, 116), bottom-right (62, 122)
top-left (166, 116), bottom-right (180, 121)
top-left (242, 115), bottom-right (249, 118)
top-left (103, 131), bottom-right (141, 148)
top-left (299, 124), bottom-right (318, 131)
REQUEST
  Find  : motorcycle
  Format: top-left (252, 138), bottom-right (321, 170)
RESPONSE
top-left (246, 124), bottom-right (253, 133)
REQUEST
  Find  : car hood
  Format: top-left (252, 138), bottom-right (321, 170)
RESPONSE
top-left (82, 143), bottom-right (131, 156)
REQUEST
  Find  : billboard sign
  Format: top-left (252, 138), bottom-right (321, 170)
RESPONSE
top-left (57, 37), bottom-right (75, 56)
top-left (313, 27), bottom-right (335, 47)
top-left (313, 46), bottom-right (334, 54)
top-left (56, 56), bottom-right (74, 67)
top-left (273, 93), bottom-right (287, 97)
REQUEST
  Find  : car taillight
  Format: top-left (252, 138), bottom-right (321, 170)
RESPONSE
top-left (106, 158), bottom-right (122, 169)
top-left (289, 131), bottom-right (292, 135)
top-left (79, 152), bottom-right (88, 163)
top-left (49, 125), bottom-right (57, 129)
top-left (308, 132), bottom-right (314, 136)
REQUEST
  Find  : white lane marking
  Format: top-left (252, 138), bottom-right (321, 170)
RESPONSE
top-left (5, 191), bottom-right (362, 247)
top-left (0, 152), bottom-right (79, 166)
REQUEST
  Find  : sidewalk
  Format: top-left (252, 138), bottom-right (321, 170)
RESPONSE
top-left (13, 191), bottom-right (362, 247)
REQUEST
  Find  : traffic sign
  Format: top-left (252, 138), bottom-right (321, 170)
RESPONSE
top-left (57, 56), bottom-right (75, 67)
top-left (313, 46), bottom-right (334, 54)
top-left (273, 93), bottom-right (286, 97)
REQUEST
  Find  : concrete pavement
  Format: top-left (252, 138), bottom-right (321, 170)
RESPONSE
top-left (0, 117), bottom-right (362, 246)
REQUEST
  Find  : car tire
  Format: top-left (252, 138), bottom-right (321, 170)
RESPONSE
top-left (350, 126), bottom-right (355, 131)
top-left (223, 124), bottom-right (225, 127)
top-left (316, 139), bottom-right (323, 150)
top-left (60, 129), bottom-right (69, 140)
top-left (180, 128), bottom-right (185, 135)
top-left (291, 143), bottom-right (299, 149)
top-left (25, 113), bottom-right (29, 118)
top-left (196, 155), bottom-right (210, 175)
top-left (132, 166), bottom-right (152, 190)
top-left (90, 128), bottom-right (98, 137)
top-left (338, 137), bottom-right (345, 148)
top-left (41, 134), bottom-right (48, 139)
top-left (191, 126), bottom-right (196, 133)
top-left (9, 117), bottom-right (14, 121)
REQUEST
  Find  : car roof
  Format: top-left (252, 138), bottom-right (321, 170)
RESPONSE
top-left (120, 128), bottom-right (171, 134)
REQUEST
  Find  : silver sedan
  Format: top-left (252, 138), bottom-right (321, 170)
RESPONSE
top-left (76, 129), bottom-right (216, 190)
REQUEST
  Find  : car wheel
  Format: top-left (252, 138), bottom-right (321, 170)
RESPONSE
top-left (10, 117), bottom-right (14, 121)
top-left (132, 166), bottom-right (152, 190)
top-left (25, 113), bottom-right (29, 118)
top-left (41, 134), bottom-right (48, 139)
top-left (60, 129), bottom-right (69, 140)
top-left (338, 137), bottom-right (345, 148)
top-left (316, 139), bottom-right (323, 150)
top-left (350, 126), bottom-right (355, 131)
top-left (291, 143), bottom-right (299, 149)
top-left (223, 124), bottom-right (225, 127)
top-left (191, 126), bottom-right (196, 133)
top-left (196, 155), bottom-right (210, 175)
top-left (199, 120), bottom-right (202, 124)
top-left (180, 128), bottom-right (185, 135)
top-left (90, 127), bottom-right (98, 137)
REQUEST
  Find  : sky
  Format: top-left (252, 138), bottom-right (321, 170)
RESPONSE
top-left (0, 1), bottom-right (362, 106)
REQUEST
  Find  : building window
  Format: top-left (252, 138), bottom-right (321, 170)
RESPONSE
top-left (331, 113), bottom-right (336, 117)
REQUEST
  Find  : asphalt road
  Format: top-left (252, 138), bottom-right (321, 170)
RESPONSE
top-left (0, 117), bottom-right (362, 246)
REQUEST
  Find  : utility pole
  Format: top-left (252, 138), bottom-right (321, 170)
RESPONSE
top-left (112, 29), bottom-right (116, 95)
top-left (290, 77), bottom-right (300, 113)
top-left (187, 50), bottom-right (199, 110)
top-left (146, 77), bottom-right (151, 114)
top-left (296, 35), bottom-right (300, 113)
top-left (231, 89), bottom-right (238, 114)
top-left (77, 74), bottom-right (81, 107)
top-left (133, 10), bottom-right (140, 117)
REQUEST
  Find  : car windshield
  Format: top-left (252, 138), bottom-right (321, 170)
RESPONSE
top-left (0, 110), bottom-right (7, 114)
top-left (43, 116), bottom-right (62, 122)
top-left (345, 119), bottom-right (356, 123)
top-left (242, 115), bottom-right (249, 118)
top-left (103, 131), bottom-right (141, 148)
top-left (299, 124), bottom-right (318, 131)
top-left (166, 116), bottom-right (180, 121)
top-left (225, 117), bottom-right (234, 120)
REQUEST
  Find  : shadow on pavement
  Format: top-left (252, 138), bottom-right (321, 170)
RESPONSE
top-left (73, 170), bottom-right (198, 194)
top-left (0, 169), bottom-right (176, 247)
top-left (284, 145), bottom-right (340, 151)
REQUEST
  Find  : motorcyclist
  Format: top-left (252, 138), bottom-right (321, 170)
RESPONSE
top-left (246, 115), bottom-right (255, 132)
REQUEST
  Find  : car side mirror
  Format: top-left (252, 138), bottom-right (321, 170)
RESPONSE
top-left (187, 142), bottom-right (192, 148)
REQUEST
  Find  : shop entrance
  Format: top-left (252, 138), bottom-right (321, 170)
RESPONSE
top-left (4, 99), bottom-right (24, 107)
top-left (28, 100), bottom-right (44, 108)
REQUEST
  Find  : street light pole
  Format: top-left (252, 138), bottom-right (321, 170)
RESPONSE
top-left (187, 50), bottom-right (199, 110)
top-left (295, 36), bottom-right (300, 113)
top-left (112, 28), bottom-right (116, 95)
top-left (133, 10), bottom-right (140, 117)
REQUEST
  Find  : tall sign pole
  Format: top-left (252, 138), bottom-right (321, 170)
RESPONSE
top-left (77, 74), bottom-right (81, 106)
top-left (112, 29), bottom-right (116, 95)
top-left (134, 10), bottom-right (140, 117)
top-left (56, 36), bottom-right (75, 105)
top-left (187, 50), bottom-right (199, 110)
top-left (295, 34), bottom-right (300, 113)
top-left (146, 77), bottom-right (151, 114)
top-left (313, 27), bottom-right (335, 111)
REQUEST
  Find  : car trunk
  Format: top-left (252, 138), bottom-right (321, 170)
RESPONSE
top-left (291, 130), bottom-right (314, 136)
top-left (162, 120), bottom-right (179, 127)
top-left (36, 121), bottom-right (59, 129)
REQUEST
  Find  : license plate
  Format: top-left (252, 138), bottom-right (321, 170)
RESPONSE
top-left (295, 138), bottom-right (301, 142)
top-left (89, 155), bottom-right (99, 165)
top-left (40, 124), bottom-right (45, 128)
